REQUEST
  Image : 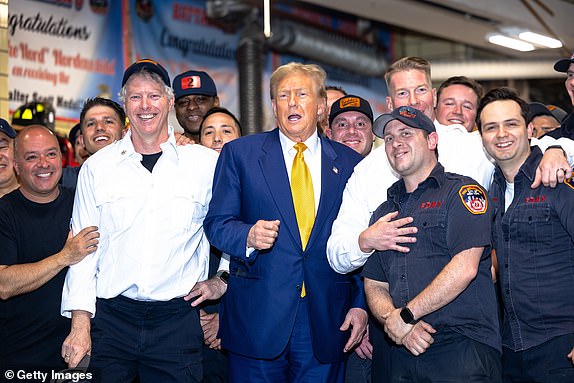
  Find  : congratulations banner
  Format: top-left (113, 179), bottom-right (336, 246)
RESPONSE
top-left (129, 0), bottom-right (240, 118)
top-left (8, 0), bottom-right (124, 121)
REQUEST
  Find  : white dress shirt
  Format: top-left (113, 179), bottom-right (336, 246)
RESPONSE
top-left (327, 121), bottom-right (574, 274)
top-left (61, 127), bottom-right (218, 317)
top-left (279, 129), bottom-right (322, 212)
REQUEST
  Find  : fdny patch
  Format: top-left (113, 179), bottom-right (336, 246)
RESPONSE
top-left (459, 185), bottom-right (487, 215)
top-left (565, 177), bottom-right (574, 190)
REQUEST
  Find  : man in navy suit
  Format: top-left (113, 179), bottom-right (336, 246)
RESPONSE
top-left (204, 62), bottom-right (367, 382)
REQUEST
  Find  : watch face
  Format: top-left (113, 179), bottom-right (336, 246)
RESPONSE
top-left (217, 271), bottom-right (230, 284)
top-left (400, 307), bottom-right (415, 324)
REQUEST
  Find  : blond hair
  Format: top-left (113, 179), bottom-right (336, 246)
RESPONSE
top-left (384, 57), bottom-right (431, 90)
top-left (269, 62), bottom-right (327, 100)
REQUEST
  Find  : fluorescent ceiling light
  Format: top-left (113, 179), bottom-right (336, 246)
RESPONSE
top-left (488, 34), bottom-right (535, 52)
top-left (518, 32), bottom-right (562, 48)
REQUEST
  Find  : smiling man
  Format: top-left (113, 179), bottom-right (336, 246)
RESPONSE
top-left (478, 88), bottom-right (574, 382)
top-left (0, 125), bottom-right (98, 371)
top-left (198, 107), bottom-right (242, 153)
top-left (60, 98), bottom-right (127, 189)
top-left (364, 106), bottom-right (501, 382)
top-left (435, 76), bottom-right (483, 132)
top-left (61, 59), bottom-right (218, 382)
top-left (326, 95), bottom-right (375, 157)
top-left (173, 70), bottom-right (220, 143)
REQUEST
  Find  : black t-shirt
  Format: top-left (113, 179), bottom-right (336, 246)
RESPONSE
top-left (0, 187), bottom-right (75, 369)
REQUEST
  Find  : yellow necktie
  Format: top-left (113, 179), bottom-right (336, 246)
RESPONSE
top-left (291, 143), bottom-right (315, 297)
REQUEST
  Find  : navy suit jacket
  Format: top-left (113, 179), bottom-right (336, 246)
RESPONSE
top-left (204, 129), bottom-right (365, 363)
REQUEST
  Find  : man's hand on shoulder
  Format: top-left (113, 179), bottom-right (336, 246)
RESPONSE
top-left (532, 147), bottom-right (572, 188)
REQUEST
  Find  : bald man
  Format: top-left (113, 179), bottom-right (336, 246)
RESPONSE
top-left (0, 125), bottom-right (98, 370)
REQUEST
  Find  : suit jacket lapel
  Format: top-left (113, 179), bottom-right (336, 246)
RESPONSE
top-left (307, 137), bottom-right (343, 249)
top-left (259, 129), bottom-right (302, 249)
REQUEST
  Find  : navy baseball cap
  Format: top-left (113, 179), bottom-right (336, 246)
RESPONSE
top-left (554, 50), bottom-right (574, 73)
top-left (172, 70), bottom-right (217, 99)
top-left (0, 118), bottom-right (16, 139)
top-left (373, 106), bottom-right (435, 138)
top-left (329, 95), bottom-right (373, 126)
top-left (122, 59), bottom-right (170, 87)
top-left (528, 102), bottom-right (568, 123)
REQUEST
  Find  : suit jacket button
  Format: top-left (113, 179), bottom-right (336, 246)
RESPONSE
top-left (296, 284), bottom-right (301, 290)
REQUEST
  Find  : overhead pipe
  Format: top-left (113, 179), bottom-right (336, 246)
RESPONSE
top-left (237, 20), bottom-right (265, 135)
top-left (267, 19), bottom-right (388, 77)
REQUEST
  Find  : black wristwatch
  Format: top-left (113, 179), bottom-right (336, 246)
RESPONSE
top-left (215, 270), bottom-right (229, 284)
top-left (400, 307), bottom-right (416, 324)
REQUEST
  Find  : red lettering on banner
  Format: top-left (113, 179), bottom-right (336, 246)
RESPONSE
top-left (172, 3), bottom-right (207, 25)
top-left (19, 44), bottom-right (49, 64)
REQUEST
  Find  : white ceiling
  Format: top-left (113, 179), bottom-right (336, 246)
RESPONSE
top-left (301, 0), bottom-right (574, 61)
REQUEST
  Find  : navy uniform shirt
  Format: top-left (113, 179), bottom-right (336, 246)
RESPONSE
top-left (490, 146), bottom-right (574, 351)
top-left (544, 111), bottom-right (574, 140)
top-left (363, 163), bottom-right (501, 352)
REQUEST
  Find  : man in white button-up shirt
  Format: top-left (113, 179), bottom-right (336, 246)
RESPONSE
top-left (60, 59), bottom-right (218, 383)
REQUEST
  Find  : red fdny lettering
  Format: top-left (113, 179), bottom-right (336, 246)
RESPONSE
top-left (525, 196), bottom-right (546, 203)
top-left (419, 201), bottom-right (443, 209)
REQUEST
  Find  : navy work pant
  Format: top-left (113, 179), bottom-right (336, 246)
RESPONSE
top-left (91, 295), bottom-right (203, 383)
top-left (391, 329), bottom-right (502, 382)
top-left (502, 333), bottom-right (574, 383)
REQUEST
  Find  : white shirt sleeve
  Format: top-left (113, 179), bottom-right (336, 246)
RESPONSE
top-left (218, 253), bottom-right (230, 272)
top-left (61, 162), bottom-right (100, 318)
top-left (327, 146), bottom-right (398, 273)
top-left (531, 136), bottom-right (574, 166)
top-left (435, 122), bottom-right (495, 188)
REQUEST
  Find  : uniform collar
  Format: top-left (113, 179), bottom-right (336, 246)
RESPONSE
top-left (493, 146), bottom-right (541, 187)
top-left (116, 125), bottom-right (178, 163)
top-left (388, 163), bottom-right (446, 200)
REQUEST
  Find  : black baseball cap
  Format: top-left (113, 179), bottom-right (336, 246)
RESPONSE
top-left (329, 95), bottom-right (373, 126)
top-left (122, 59), bottom-right (170, 87)
top-left (172, 70), bottom-right (217, 99)
top-left (373, 106), bottom-right (435, 138)
top-left (554, 50), bottom-right (574, 73)
top-left (528, 102), bottom-right (568, 123)
top-left (68, 123), bottom-right (82, 147)
top-left (0, 118), bottom-right (16, 139)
